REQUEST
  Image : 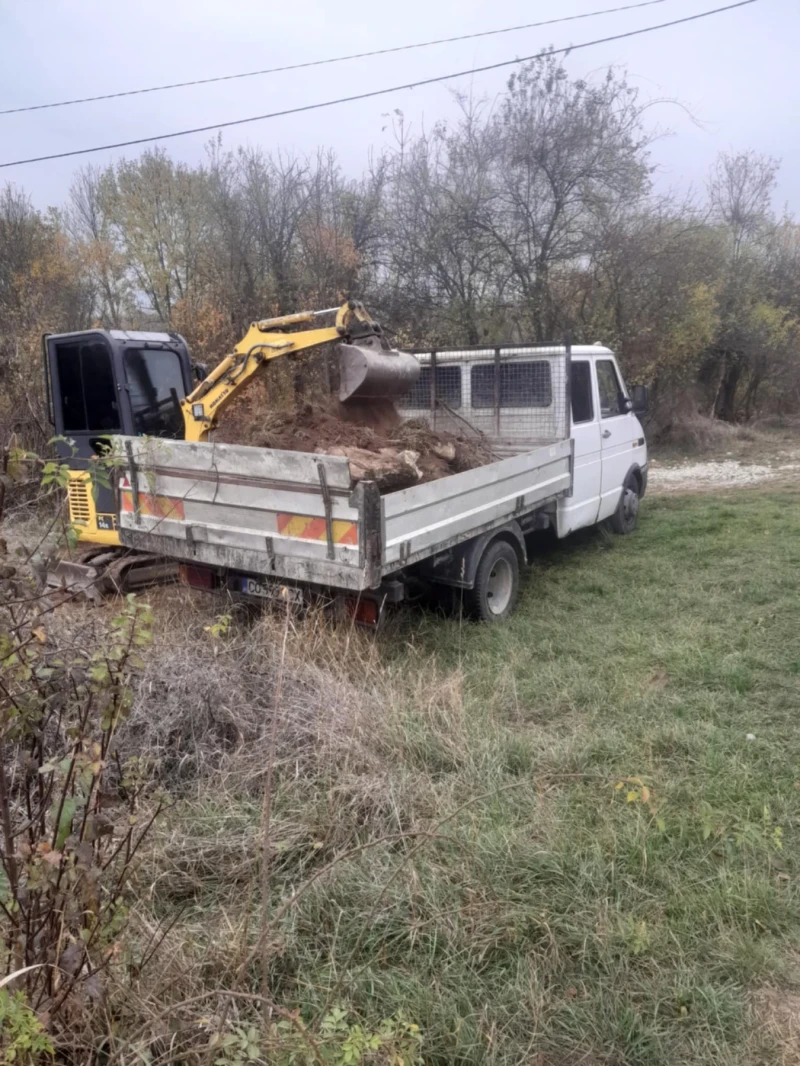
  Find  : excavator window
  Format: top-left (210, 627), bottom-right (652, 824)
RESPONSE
top-left (55, 341), bottom-right (121, 433)
top-left (124, 348), bottom-right (187, 438)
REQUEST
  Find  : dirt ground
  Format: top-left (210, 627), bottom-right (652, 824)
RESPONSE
top-left (646, 418), bottom-right (800, 495)
top-left (648, 453), bottom-right (800, 494)
top-left (648, 443), bottom-right (800, 495)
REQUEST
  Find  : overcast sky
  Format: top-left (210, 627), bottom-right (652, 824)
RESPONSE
top-left (0, 0), bottom-right (795, 211)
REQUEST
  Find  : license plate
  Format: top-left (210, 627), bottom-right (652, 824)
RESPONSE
top-left (231, 576), bottom-right (302, 605)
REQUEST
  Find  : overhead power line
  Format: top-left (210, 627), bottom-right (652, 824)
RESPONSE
top-left (0, 0), bottom-right (757, 170)
top-left (0, 0), bottom-right (674, 116)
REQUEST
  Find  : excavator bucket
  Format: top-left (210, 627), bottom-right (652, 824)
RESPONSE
top-left (338, 341), bottom-right (420, 404)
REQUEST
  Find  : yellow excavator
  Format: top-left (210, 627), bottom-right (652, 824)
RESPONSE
top-left (43, 300), bottom-right (419, 595)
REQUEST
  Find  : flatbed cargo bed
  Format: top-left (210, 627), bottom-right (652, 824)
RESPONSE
top-left (115, 436), bottom-right (573, 592)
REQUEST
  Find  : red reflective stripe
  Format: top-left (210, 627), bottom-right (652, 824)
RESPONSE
top-left (277, 512), bottom-right (357, 544)
top-left (304, 517), bottom-right (328, 540)
top-left (121, 490), bottom-right (184, 519)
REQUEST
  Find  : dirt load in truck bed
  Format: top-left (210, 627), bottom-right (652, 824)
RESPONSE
top-left (215, 398), bottom-right (495, 493)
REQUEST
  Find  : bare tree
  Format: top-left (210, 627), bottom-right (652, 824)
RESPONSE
top-left (0, 184), bottom-right (93, 450)
top-left (709, 150), bottom-right (778, 259)
top-left (381, 105), bottom-right (509, 345)
top-left (486, 57), bottom-right (652, 340)
top-left (707, 151), bottom-right (781, 420)
top-left (67, 166), bottom-right (130, 324)
top-left (96, 150), bottom-right (210, 323)
top-left (3, 63), bottom-right (800, 433)
top-left (239, 149), bottom-right (310, 314)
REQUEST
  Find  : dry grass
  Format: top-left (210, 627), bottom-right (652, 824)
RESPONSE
top-left (123, 590), bottom-right (388, 791)
top-left (652, 411), bottom-right (767, 456)
top-left (751, 989), bottom-right (800, 1065)
top-left (7, 485), bottom-right (800, 1064)
top-left (650, 409), bottom-right (800, 467)
top-left (118, 488), bottom-right (800, 1066)
top-left (107, 591), bottom-right (451, 1045)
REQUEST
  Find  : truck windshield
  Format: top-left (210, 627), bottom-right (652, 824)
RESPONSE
top-left (124, 349), bottom-right (186, 438)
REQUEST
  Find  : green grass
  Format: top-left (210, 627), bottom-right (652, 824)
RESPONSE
top-left (151, 487), bottom-right (800, 1065)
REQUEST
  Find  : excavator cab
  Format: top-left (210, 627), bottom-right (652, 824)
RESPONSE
top-left (44, 329), bottom-right (194, 546)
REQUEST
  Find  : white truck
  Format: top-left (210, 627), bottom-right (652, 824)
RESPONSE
top-left (114, 345), bottom-right (647, 623)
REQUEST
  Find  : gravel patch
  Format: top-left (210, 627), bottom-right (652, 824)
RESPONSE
top-left (649, 458), bottom-right (800, 494)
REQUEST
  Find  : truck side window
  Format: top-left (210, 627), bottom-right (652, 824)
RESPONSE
top-left (570, 361), bottom-right (593, 423)
top-left (596, 360), bottom-right (625, 418)
top-left (55, 341), bottom-right (120, 433)
top-left (402, 364), bottom-right (462, 409)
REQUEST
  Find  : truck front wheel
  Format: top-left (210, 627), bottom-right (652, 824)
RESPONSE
top-left (609, 475), bottom-right (640, 535)
top-left (465, 540), bottom-right (520, 622)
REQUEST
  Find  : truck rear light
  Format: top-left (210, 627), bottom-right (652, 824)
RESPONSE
top-left (179, 563), bottom-right (216, 590)
top-left (346, 597), bottom-right (380, 627)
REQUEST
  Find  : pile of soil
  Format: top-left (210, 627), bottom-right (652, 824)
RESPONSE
top-left (217, 398), bottom-right (494, 492)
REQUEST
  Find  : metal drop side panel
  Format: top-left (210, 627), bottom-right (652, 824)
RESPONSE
top-left (381, 439), bottom-right (573, 571)
top-left (115, 436), bottom-right (574, 593)
top-left (115, 437), bottom-right (371, 589)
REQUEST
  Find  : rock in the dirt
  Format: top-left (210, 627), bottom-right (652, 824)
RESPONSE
top-left (397, 449), bottom-right (423, 481)
top-left (432, 441), bottom-right (457, 462)
top-left (329, 445), bottom-right (423, 492)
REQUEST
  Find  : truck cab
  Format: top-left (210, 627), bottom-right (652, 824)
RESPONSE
top-left (398, 343), bottom-right (648, 540)
top-left (560, 346), bottom-right (648, 537)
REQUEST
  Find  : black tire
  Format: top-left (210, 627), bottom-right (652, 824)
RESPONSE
top-left (608, 475), bottom-right (641, 535)
top-left (465, 540), bottom-right (520, 622)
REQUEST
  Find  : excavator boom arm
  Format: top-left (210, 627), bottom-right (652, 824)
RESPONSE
top-left (181, 301), bottom-right (383, 442)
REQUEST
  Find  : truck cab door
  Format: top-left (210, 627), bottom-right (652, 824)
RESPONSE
top-left (557, 358), bottom-right (601, 537)
top-left (596, 357), bottom-right (636, 521)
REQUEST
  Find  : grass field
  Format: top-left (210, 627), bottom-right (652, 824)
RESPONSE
top-left (117, 486), bottom-right (800, 1064)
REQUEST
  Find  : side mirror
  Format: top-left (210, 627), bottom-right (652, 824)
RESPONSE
top-left (193, 362), bottom-right (208, 383)
top-left (620, 396), bottom-right (633, 414)
top-left (630, 384), bottom-right (648, 415)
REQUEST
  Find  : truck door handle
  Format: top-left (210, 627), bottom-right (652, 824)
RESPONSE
top-left (602, 429), bottom-right (612, 439)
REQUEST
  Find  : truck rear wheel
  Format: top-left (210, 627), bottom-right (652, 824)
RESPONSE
top-left (465, 540), bottom-right (520, 622)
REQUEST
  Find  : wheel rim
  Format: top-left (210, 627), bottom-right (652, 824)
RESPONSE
top-left (623, 487), bottom-right (640, 525)
top-left (486, 557), bottom-right (514, 615)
